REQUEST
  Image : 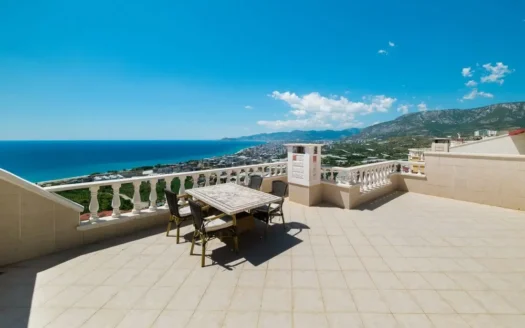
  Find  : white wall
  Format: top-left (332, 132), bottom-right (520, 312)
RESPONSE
top-left (450, 134), bottom-right (525, 155)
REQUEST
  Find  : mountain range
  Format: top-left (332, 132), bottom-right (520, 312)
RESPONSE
top-left (224, 101), bottom-right (525, 141)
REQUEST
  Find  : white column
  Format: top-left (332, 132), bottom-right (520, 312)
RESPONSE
top-left (89, 186), bottom-right (99, 222)
top-left (149, 178), bottom-right (158, 211)
top-left (111, 183), bottom-right (121, 218)
top-left (204, 173), bottom-right (211, 186)
top-left (178, 175), bottom-right (186, 194)
top-left (165, 177), bottom-right (174, 192)
top-left (225, 170), bottom-right (232, 183)
top-left (192, 174), bottom-right (200, 188)
top-left (132, 181), bottom-right (142, 214)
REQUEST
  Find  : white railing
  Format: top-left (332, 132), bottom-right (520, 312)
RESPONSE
top-left (45, 162), bottom-right (287, 223)
top-left (398, 160), bottom-right (426, 176)
top-left (322, 160), bottom-right (425, 192)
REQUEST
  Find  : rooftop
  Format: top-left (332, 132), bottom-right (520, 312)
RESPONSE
top-left (2, 192), bottom-right (525, 327)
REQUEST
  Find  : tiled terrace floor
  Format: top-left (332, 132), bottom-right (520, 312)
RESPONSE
top-left (2, 192), bottom-right (525, 328)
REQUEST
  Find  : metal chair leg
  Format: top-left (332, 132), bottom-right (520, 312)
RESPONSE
top-left (176, 224), bottom-right (181, 244)
top-left (190, 231), bottom-right (197, 255)
top-left (166, 218), bottom-right (172, 236)
top-left (201, 240), bottom-right (206, 267)
top-left (281, 211), bottom-right (286, 231)
top-left (233, 235), bottom-right (239, 253)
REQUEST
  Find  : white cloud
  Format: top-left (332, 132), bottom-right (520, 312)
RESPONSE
top-left (259, 91), bottom-right (397, 130)
top-left (480, 62), bottom-right (512, 85)
top-left (461, 67), bottom-right (473, 77)
top-left (397, 104), bottom-right (410, 114)
top-left (244, 105), bottom-right (253, 110)
top-left (465, 80), bottom-right (478, 87)
top-left (378, 49), bottom-right (388, 55)
top-left (417, 102), bottom-right (428, 111)
top-left (462, 88), bottom-right (494, 100)
top-left (388, 41), bottom-right (395, 47)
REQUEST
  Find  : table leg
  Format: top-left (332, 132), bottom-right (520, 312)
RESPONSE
top-left (232, 214), bottom-right (239, 253)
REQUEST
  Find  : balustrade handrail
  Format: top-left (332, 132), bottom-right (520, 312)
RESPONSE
top-left (44, 161), bottom-right (287, 192)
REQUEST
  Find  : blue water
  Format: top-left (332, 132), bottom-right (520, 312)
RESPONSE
top-left (0, 140), bottom-right (263, 182)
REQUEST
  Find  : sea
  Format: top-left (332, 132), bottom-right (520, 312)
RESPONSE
top-left (0, 140), bottom-right (264, 183)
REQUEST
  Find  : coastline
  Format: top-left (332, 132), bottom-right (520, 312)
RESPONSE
top-left (0, 140), bottom-right (266, 183)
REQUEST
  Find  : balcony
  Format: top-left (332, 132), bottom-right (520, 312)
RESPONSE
top-left (1, 151), bottom-right (525, 327)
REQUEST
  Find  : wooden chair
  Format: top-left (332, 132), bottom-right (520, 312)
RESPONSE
top-left (164, 189), bottom-right (193, 243)
top-left (252, 180), bottom-right (288, 235)
top-left (188, 199), bottom-right (239, 267)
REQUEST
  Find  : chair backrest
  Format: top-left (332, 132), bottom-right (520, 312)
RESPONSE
top-left (188, 199), bottom-right (205, 230)
top-left (164, 189), bottom-right (180, 217)
top-left (248, 175), bottom-right (263, 190)
top-left (271, 180), bottom-right (288, 199)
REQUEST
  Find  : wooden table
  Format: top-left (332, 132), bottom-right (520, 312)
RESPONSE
top-left (186, 183), bottom-right (282, 232)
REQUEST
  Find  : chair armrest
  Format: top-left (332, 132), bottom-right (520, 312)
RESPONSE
top-left (204, 213), bottom-right (227, 221)
top-left (201, 205), bottom-right (211, 211)
top-left (177, 194), bottom-right (191, 199)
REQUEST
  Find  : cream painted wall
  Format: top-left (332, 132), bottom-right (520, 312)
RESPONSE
top-left (397, 152), bottom-right (525, 211)
top-left (450, 134), bottom-right (525, 155)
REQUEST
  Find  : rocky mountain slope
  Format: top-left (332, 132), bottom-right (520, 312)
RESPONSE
top-left (223, 128), bottom-right (361, 141)
top-left (358, 102), bottom-right (525, 138)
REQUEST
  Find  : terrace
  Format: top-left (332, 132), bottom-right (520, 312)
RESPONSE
top-left (1, 146), bottom-right (525, 327)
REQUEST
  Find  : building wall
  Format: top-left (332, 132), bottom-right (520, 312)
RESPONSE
top-left (396, 151), bottom-right (525, 211)
top-left (450, 134), bottom-right (525, 155)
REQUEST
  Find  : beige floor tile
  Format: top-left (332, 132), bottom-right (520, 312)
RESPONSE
top-left (326, 313), bottom-right (363, 328)
top-left (496, 315), bottom-right (525, 328)
top-left (394, 314), bottom-right (434, 328)
top-left (267, 256), bottom-right (291, 270)
top-left (333, 246), bottom-right (358, 257)
top-left (153, 269), bottom-right (192, 287)
top-left (74, 285), bottom-right (120, 308)
top-left (322, 289), bottom-right (356, 312)
top-left (127, 269), bottom-right (166, 287)
top-left (314, 256), bottom-right (341, 270)
top-left (351, 290), bottom-right (389, 313)
top-left (228, 287), bottom-right (263, 311)
top-left (461, 314), bottom-right (504, 328)
top-left (292, 270), bottom-right (320, 289)
top-left (132, 286), bottom-right (178, 310)
top-left (76, 269), bottom-right (117, 286)
top-left (197, 285), bottom-right (235, 311)
top-left (265, 270), bottom-right (292, 288)
top-left (338, 257), bottom-right (365, 271)
top-left (498, 291), bottom-right (525, 312)
top-left (369, 272), bottom-right (404, 290)
top-left (354, 246), bottom-right (380, 257)
top-left (26, 307), bottom-right (66, 328)
top-left (46, 308), bottom-right (97, 328)
top-left (427, 314), bottom-right (470, 328)
top-left (446, 273), bottom-right (488, 291)
top-left (293, 289), bottom-right (324, 312)
top-left (166, 283), bottom-right (208, 310)
top-left (360, 313), bottom-right (399, 328)
top-left (292, 256), bottom-right (316, 270)
top-left (258, 312), bottom-right (292, 328)
top-left (150, 310), bottom-right (193, 328)
top-left (103, 286), bottom-right (148, 310)
top-left (343, 271), bottom-right (376, 289)
top-left (237, 270), bottom-right (266, 288)
top-left (395, 272), bottom-right (433, 290)
top-left (115, 309), bottom-right (161, 328)
top-left (381, 290), bottom-right (423, 314)
top-left (361, 258), bottom-right (391, 272)
top-left (409, 290), bottom-right (454, 314)
top-left (420, 273), bottom-right (459, 290)
top-left (44, 286), bottom-right (93, 308)
top-left (80, 309), bottom-right (126, 328)
top-left (261, 288), bottom-right (292, 312)
top-left (293, 312), bottom-right (329, 328)
top-left (318, 271), bottom-right (347, 289)
top-left (103, 269), bottom-right (141, 286)
top-left (468, 291), bottom-right (520, 314)
top-left (223, 311), bottom-right (259, 328)
top-left (439, 291), bottom-right (486, 314)
top-left (30, 285), bottom-right (68, 307)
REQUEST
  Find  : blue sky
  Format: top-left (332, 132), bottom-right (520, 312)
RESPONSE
top-left (0, 0), bottom-right (524, 140)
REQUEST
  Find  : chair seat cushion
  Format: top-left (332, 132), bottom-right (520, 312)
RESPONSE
top-left (178, 206), bottom-right (192, 217)
top-left (204, 216), bottom-right (234, 232)
top-left (252, 203), bottom-right (280, 213)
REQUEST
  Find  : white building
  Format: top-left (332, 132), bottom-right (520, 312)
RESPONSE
top-left (474, 129), bottom-right (498, 137)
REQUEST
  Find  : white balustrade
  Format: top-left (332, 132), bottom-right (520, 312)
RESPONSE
top-left (44, 162), bottom-right (288, 224)
top-left (89, 186), bottom-right (99, 222)
top-left (111, 183), bottom-right (121, 218)
top-left (132, 181), bottom-right (142, 214)
top-left (149, 178), bottom-right (158, 211)
top-left (322, 161), bottom-right (402, 192)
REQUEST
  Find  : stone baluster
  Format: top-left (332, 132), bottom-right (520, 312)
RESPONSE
top-left (204, 173), bottom-right (211, 186)
top-left (149, 178), bottom-right (158, 211)
top-left (132, 181), bottom-right (142, 214)
top-left (111, 183), bottom-right (121, 218)
top-left (236, 171), bottom-right (242, 185)
top-left (191, 174), bottom-right (200, 188)
top-left (225, 170), bottom-right (232, 184)
top-left (165, 177), bottom-right (174, 192)
top-left (89, 186), bottom-right (99, 222)
top-left (179, 176), bottom-right (186, 194)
